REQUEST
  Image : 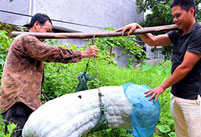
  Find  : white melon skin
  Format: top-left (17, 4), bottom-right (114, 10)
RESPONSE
top-left (22, 86), bottom-right (133, 137)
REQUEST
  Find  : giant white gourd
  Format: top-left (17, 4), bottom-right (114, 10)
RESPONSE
top-left (22, 84), bottom-right (160, 137)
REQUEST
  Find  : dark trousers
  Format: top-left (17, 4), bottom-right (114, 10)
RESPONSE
top-left (2, 102), bottom-right (33, 137)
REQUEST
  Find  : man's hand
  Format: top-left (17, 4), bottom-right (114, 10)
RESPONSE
top-left (81, 45), bottom-right (98, 58)
top-left (116, 23), bottom-right (142, 36)
top-left (145, 85), bottom-right (165, 101)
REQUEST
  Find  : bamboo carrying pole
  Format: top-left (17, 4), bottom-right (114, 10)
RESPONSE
top-left (11, 24), bottom-right (177, 39)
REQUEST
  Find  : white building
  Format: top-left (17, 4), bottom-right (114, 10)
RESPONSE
top-left (1, 0), bottom-right (150, 66)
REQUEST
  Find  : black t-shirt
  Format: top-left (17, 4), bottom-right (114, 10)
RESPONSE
top-left (168, 22), bottom-right (201, 100)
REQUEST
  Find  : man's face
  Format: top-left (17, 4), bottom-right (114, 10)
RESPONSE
top-left (33, 21), bottom-right (52, 42)
top-left (172, 5), bottom-right (194, 30)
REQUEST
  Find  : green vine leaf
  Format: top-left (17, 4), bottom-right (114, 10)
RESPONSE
top-left (157, 125), bottom-right (171, 133)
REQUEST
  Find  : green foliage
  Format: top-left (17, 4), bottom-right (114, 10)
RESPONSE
top-left (137, 0), bottom-right (173, 26)
top-left (6, 123), bottom-right (17, 137)
top-left (0, 114), bottom-right (17, 137)
top-left (86, 128), bottom-right (134, 137)
top-left (194, 0), bottom-right (201, 20)
top-left (157, 125), bottom-right (170, 133)
top-left (86, 27), bottom-right (147, 66)
top-left (0, 22), bottom-right (22, 36)
top-left (136, 0), bottom-right (201, 24)
top-left (0, 114), bottom-right (4, 134)
top-left (0, 31), bottom-right (9, 136)
top-left (0, 30), bottom-right (16, 137)
top-left (0, 30), bottom-right (12, 78)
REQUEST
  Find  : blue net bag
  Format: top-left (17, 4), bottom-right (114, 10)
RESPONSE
top-left (122, 83), bottom-right (160, 137)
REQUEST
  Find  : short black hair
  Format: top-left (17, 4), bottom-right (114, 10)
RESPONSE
top-left (171, 0), bottom-right (196, 16)
top-left (29, 13), bottom-right (52, 28)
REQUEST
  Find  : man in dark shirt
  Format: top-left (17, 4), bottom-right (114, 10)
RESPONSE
top-left (0, 13), bottom-right (98, 137)
top-left (117, 0), bottom-right (201, 136)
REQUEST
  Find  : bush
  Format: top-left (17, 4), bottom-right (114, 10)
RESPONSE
top-left (0, 30), bottom-right (12, 78)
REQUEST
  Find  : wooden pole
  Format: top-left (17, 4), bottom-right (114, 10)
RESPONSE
top-left (11, 24), bottom-right (177, 39)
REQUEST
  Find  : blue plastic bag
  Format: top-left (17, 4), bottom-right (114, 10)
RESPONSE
top-left (123, 83), bottom-right (160, 137)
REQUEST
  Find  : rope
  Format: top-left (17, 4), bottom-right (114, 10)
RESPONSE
top-left (88, 35), bottom-right (108, 134)
top-left (84, 58), bottom-right (90, 73)
top-left (91, 34), bottom-right (105, 113)
top-left (83, 33), bottom-right (95, 73)
top-left (94, 57), bottom-right (104, 113)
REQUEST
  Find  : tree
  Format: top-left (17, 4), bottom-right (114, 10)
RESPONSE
top-left (136, 0), bottom-right (201, 59)
top-left (136, 0), bottom-right (201, 26)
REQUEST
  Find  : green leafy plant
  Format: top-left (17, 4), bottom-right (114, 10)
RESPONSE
top-left (0, 115), bottom-right (17, 137)
top-left (86, 27), bottom-right (147, 66)
top-left (5, 123), bottom-right (17, 137)
top-left (157, 125), bottom-right (170, 133)
top-left (0, 30), bottom-right (12, 78)
top-left (0, 22), bottom-right (22, 35)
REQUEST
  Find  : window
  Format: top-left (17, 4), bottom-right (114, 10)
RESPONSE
top-left (153, 48), bottom-right (164, 59)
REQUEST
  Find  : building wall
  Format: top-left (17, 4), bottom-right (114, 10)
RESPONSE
top-left (0, 0), bottom-right (143, 32)
top-left (0, 0), bottom-right (144, 66)
top-left (0, 0), bottom-right (31, 25)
